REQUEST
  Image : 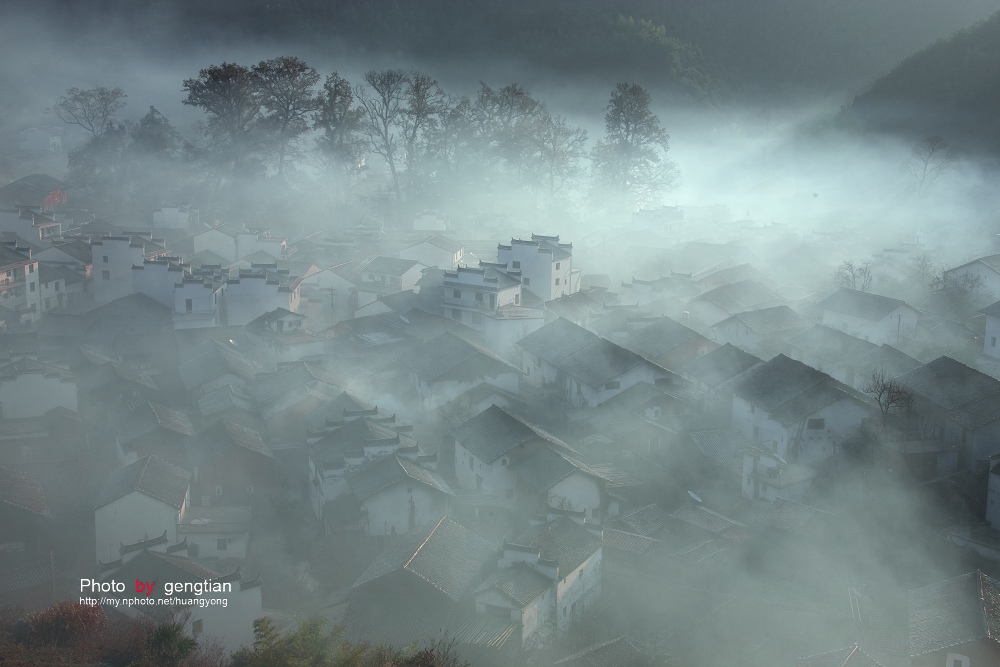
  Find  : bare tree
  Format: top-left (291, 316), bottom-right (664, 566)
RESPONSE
top-left (52, 87), bottom-right (127, 138)
top-left (401, 72), bottom-right (444, 195)
top-left (930, 267), bottom-right (990, 300)
top-left (833, 260), bottom-right (874, 292)
top-left (252, 56), bottom-right (320, 176)
top-left (356, 69), bottom-right (409, 201)
top-left (904, 135), bottom-right (954, 197)
top-left (864, 368), bottom-right (913, 425)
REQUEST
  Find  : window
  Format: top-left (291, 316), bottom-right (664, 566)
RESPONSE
top-left (604, 380), bottom-right (620, 390)
top-left (807, 418), bottom-right (825, 430)
top-left (555, 262), bottom-right (560, 270)
top-left (475, 291), bottom-right (483, 302)
top-left (54, 282), bottom-right (60, 292)
top-left (452, 309), bottom-right (462, 322)
top-left (103, 256), bottom-right (108, 263)
top-left (470, 312), bottom-right (482, 325)
top-left (28, 265), bottom-right (34, 274)
top-left (555, 278), bottom-right (560, 286)
top-left (217, 539), bottom-right (227, 551)
top-left (189, 543), bottom-right (200, 558)
top-left (185, 299), bottom-right (193, 313)
top-left (102, 270), bottom-right (110, 280)
top-left (563, 607), bottom-right (567, 618)
top-left (523, 277), bottom-right (530, 286)
top-left (215, 485), bottom-right (223, 496)
top-left (993, 336), bottom-right (996, 348)
top-left (469, 458), bottom-right (474, 471)
top-left (514, 294), bottom-right (520, 305)
top-left (512, 261), bottom-right (520, 269)
top-left (44, 298), bottom-right (50, 309)
top-left (192, 619), bottom-right (203, 636)
top-left (452, 289), bottom-right (461, 299)
top-left (29, 282), bottom-right (34, 292)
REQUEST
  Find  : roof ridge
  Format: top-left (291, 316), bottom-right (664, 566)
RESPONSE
top-left (404, 516), bottom-right (447, 571)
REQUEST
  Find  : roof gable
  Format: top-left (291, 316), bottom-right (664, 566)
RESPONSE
top-left (95, 455), bottom-right (190, 510)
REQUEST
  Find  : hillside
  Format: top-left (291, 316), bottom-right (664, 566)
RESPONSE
top-left (849, 9), bottom-right (1000, 151)
top-left (15, 0), bottom-right (1000, 105)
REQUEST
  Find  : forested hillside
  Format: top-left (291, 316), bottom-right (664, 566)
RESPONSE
top-left (22, 0), bottom-right (1000, 103)
top-left (849, 10), bottom-right (1000, 151)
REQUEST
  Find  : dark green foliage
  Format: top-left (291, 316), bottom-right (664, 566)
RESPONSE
top-left (849, 10), bottom-right (1000, 149)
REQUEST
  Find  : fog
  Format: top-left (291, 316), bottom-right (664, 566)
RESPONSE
top-left (3, 2), bottom-right (1000, 667)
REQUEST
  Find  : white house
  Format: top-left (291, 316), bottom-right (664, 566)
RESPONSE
top-left (494, 516), bottom-right (602, 634)
top-left (0, 243), bottom-right (41, 323)
top-left (177, 505), bottom-right (252, 560)
top-left (174, 275), bottom-right (226, 329)
top-left (405, 331), bottom-right (521, 413)
top-left (399, 234), bottom-right (464, 269)
top-left (730, 354), bottom-right (876, 466)
top-left (816, 288), bottom-right (919, 345)
top-left (517, 318), bottom-right (678, 408)
top-left (225, 267), bottom-right (302, 326)
top-left (981, 300), bottom-right (1000, 366)
top-left (452, 404), bottom-right (586, 508)
top-left (91, 235), bottom-right (168, 305)
top-left (348, 454), bottom-right (453, 536)
top-left (94, 455), bottom-right (190, 564)
top-left (38, 263), bottom-right (86, 312)
top-left (741, 448), bottom-right (817, 503)
top-left (712, 305), bottom-right (807, 353)
top-left (896, 356), bottom-right (1000, 469)
top-left (944, 254), bottom-right (1000, 298)
top-left (131, 257), bottom-right (184, 308)
top-left (497, 234), bottom-right (578, 302)
top-left (356, 256), bottom-right (425, 308)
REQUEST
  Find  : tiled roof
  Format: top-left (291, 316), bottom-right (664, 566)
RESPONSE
top-left (719, 305), bottom-right (807, 336)
top-left (731, 354), bottom-right (828, 412)
top-left (359, 255), bottom-right (423, 276)
top-left (516, 317), bottom-right (599, 363)
top-left (187, 420), bottom-right (273, 464)
top-left (114, 401), bottom-right (195, 447)
top-left (849, 345), bottom-right (922, 381)
top-left (514, 446), bottom-right (599, 493)
top-left (0, 333), bottom-right (39, 361)
top-left (689, 430), bottom-right (749, 467)
top-left (95, 455), bottom-right (190, 510)
top-left (0, 560), bottom-right (54, 595)
top-left (669, 503), bottom-right (746, 536)
top-left (692, 279), bottom-right (784, 315)
top-left (795, 645), bottom-right (885, 667)
top-left (891, 356), bottom-right (1000, 430)
top-left (768, 382), bottom-right (874, 426)
top-left (450, 614), bottom-right (520, 649)
top-left (786, 325), bottom-right (878, 364)
top-left (908, 570), bottom-right (1000, 656)
top-left (253, 361), bottom-right (341, 404)
top-left (682, 343), bottom-right (761, 389)
top-left (474, 563), bottom-right (550, 606)
top-left (0, 466), bottom-right (49, 516)
top-left (549, 338), bottom-right (649, 388)
top-left (757, 497), bottom-right (835, 534)
top-left (817, 288), bottom-right (911, 321)
top-left (603, 528), bottom-right (659, 555)
top-left (348, 455), bottom-right (453, 502)
top-left (623, 317), bottom-right (703, 360)
top-left (420, 234), bottom-right (464, 253)
top-left (453, 405), bottom-right (567, 463)
top-left (553, 636), bottom-right (650, 667)
top-left (196, 384), bottom-right (255, 417)
top-left (405, 331), bottom-right (517, 384)
top-left (353, 516), bottom-right (494, 601)
top-left (178, 340), bottom-right (263, 390)
top-left (619, 504), bottom-right (670, 537)
top-left (343, 590), bottom-right (454, 649)
top-left (511, 516), bottom-right (601, 574)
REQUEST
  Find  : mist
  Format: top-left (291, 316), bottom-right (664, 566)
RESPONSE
top-left (3, 2), bottom-right (1000, 667)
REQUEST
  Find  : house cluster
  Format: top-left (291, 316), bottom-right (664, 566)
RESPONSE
top-left (5, 172), bottom-right (1000, 664)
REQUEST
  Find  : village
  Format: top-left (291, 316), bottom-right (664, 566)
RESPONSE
top-left (0, 170), bottom-right (999, 666)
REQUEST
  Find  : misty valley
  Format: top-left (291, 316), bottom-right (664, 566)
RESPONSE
top-left (4, 2), bottom-right (1000, 666)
